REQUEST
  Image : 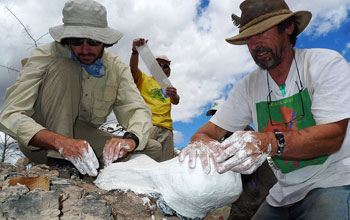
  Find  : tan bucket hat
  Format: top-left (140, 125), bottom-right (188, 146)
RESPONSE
top-left (226, 0), bottom-right (312, 45)
top-left (49, 0), bottom-right (123, 45)
top-left (156, 55), bottom-right (171, 63)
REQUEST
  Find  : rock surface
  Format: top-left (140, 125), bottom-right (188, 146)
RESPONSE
top-left (0, 160), bottom-right (180, 220)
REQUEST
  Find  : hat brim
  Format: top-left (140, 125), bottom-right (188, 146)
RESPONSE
top-left (225, 10), bottom-right (312, 45)
top-left (49, 25), bottom-right (124, 45)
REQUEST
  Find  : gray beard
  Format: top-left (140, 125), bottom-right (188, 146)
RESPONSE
top-left (252, 47), bottom-right (283, 70)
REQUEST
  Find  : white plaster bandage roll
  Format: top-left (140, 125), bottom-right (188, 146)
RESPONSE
top-left (136, 44), bottom-right (173, 89)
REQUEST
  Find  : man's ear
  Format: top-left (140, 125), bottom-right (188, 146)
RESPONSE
top-left (286, 21), bottom-right (295, 35)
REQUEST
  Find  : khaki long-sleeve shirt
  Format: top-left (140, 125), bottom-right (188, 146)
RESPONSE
top-left (0, 42), bottom-right (152, 151)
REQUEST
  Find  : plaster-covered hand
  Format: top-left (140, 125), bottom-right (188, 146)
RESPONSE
top-left (59, 141), bottom-right (99, 176)
top-left (215, 131), bottom-right (272, 175)
top-left (132, 38), bottom-right (148, 51)
top-left (178, 141), bottom-right (221, 174)
top-left (103, 138), bottom-right (136, 167)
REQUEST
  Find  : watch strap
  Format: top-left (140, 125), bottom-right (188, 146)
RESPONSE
top-left (123, 132), bottom-right (139, 148)
top-left (273, 129), bottom-right (285, 156)
top-left (132, 49), bottom-right (139, 55)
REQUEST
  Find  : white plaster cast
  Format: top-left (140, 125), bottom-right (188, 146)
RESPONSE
top-left (94, 154), bottom-right (242, 219)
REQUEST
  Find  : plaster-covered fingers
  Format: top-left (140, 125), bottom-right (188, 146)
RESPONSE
top-left (234, 153), bottom-right (268, 175)
top-left (239, 158), bottom-right (265, 175)
top-left (199, 148), bottom-right (211, 174)
top-left (58, 147), bottom-right (87, 175)
top-left (187, 147), bottom-right (198, 169)
top-left (110, 144), bottom-right (121, 163)
top-left (87, 144), bottom-right (100, 169)
top-left (65, 155), bottom-right (87, 175)
top-left (215, 143), bottom-right (256, 174)
top-left (216, 131), bottom-right (260, 163)
top-left (216, 154), bottom-right (239, 174)
top-left (82, 147), bottom-right (99, 176)
top-left (227, 156), bottom-right (255, 174)
top-left (104, 142), bottom-right (132, 167)
top-left (178, 144), bottom-right (198, 169)
top-left (103, 145), bottom-right (114, 167)
top-left (215, 131), bottom-right (246, 163)
top-left (178, 146), bottom-right (191, 162)
top-left (57, 142), bottom-right (98, 176)
top-left (72, 147), bottom-right (98, 176)
top-left (179, 141), bottom-right (222, 174)
top-left (85, 142), bottom-right (99, 169)
top-left (104, 145), bottom-right (118, 167)
top-left (118, 144), bottom-right (131, 159)
top-left (216, 149), bottom-right (268, 174)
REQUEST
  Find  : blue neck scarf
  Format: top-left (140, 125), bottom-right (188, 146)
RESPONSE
top-left (71, 50), bottom-right (105, 78)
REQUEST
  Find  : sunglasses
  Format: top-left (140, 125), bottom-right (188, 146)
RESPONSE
top-left (66, 38), bottom-right (102, 46)
top-left (158, 63), bottom-right (170, 69)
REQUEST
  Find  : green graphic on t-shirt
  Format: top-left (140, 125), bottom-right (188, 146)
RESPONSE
top-left (256, 89), bottom-right (328, 173)
top-left (148, 88), bottom-right (167, 103)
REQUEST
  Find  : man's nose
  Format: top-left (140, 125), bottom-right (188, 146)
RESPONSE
top-left (81, 40), bottom-right (90, 53)
top-left (247, 34), bottom-right (263, 50)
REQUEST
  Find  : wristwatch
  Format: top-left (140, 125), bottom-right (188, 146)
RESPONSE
top-left (273, 129), bottom-right (285, 156)
top-left (132, 49), bottom-right (139, 55)
top-left (123, 132), bottom-right (139, 148)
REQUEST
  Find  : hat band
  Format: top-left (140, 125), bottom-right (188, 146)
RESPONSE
top-left (64, 22), bottom-right (107, 28)
top-left (240, 9), bottom-right (291, 33)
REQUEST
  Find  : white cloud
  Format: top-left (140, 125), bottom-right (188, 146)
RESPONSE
top-left (173, 130), bottom-right (184, 145)
top-left (343, 42), bottom-right (350, 56)
top-left (0, 0), bottom-right (349, 124)
top-left (293, 0), bottom-right (350, 37)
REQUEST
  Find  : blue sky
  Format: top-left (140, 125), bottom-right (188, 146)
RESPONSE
top-left (173, 1), bottom-right (350, 149)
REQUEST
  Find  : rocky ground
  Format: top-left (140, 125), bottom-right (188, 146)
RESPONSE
top-left (0, 158), bottom-right (180, 220)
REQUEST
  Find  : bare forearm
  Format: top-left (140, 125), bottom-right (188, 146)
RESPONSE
top-left (270, 119), bottom-right (348, 159)
top-left (129, 53), bottom-right (139, 72)
top-left (29, 129), bottom-right (67, 151)
top-left (129, 53), bottom-right (140, 83)
top-left (191, 122), bottom-right (228, 143)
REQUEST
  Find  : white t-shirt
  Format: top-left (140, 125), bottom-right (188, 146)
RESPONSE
top-left (211, 48), bottom-right (350, 207)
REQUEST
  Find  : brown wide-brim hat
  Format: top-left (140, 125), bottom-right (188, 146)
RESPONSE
top-left (49, 0), bottom-right (123, 45)
top-left (226, 0), bottom-right (312, 45)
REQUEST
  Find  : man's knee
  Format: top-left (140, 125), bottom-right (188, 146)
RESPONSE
top-left (143, 139), bottom-right (162, 162)
top-left (19, 143), bottom-right (48, 164)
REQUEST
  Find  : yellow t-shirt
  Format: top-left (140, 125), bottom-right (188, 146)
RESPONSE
top-left (136, 72), bottom-right (173, 130)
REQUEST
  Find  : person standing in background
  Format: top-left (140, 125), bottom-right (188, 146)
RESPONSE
top-left (130, 38), bottom-right (180, 162)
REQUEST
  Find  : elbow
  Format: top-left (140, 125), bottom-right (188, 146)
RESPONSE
top-left (330, 119), bottom-right (348, 153)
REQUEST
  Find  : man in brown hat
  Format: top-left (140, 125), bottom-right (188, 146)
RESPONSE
top-left (129, 38), bottom-right (180, 162)
top-left (0, 0), bottom-right (157, 177)
top-left (179, 0), bottom-right (350, 219)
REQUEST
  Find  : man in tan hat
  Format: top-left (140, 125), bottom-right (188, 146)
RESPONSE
top-left (0, 0), bottom-right (157, 177)
top-left (179, 0), bottom-right (350, 219)
top-left (129, 38), bottom-right (180, 162)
